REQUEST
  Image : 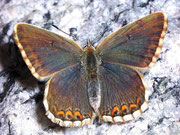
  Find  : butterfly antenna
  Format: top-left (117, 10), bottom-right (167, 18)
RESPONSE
top-left (52, 24), bottom-right (71, 36)
top-left (87, 39), bottom-right (94, 47)
top-left (52, 24), bottom-right (78, 41)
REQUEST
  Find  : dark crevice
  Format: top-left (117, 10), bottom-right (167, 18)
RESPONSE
top-left (22, 90), bottom-right (44, 104)
top-left (132, 0), bottom-right (137, 8)
top-left (148, 117), bottom-right (170, 132)
top-left (139, 0), bottom-right (154, 7)
top-left (43, 11), bottom-right (51, 21)
top-left (5, 0), bottom-right (11, 3)
top-left (0, 41), bottom-right (38, 102)
top-left (69, 27), bottom-right (78, 41)
top-left (122, 20), bottom-right (128, 27)
top-left (8, 120), bottom-right (11, 135)
top-left (151, 77), bottom-right (180, 104)
top-left (0, 22), bottom-right (11, 43)
top-left (111, 9), bottom-right (130, 23)
top-left (53, 1), bottom-right (58, 6)
top-left (0, 72), bottom-right (15, 103)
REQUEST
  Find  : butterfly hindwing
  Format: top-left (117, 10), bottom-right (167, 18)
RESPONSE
top-left (98, 62), bottom-right (148, 122)
top-left (96, 12), bottom-right (168, 69)
top-left (13, 23), bottom-right (83, 81)
top-left (44, 64), bottom-right (94, 127)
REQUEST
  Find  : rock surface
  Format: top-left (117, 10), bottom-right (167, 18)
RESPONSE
top-left (0, 0), bottom-right (180, 135)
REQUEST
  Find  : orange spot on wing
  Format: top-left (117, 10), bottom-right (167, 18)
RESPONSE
top-left (129, 104), bottom-right (137, 108)
top-left (111, 106), bottom-right (120, 116)
top-left (137, 97), bottom-right (141, 105)
top-left (53, 105), bottom-right (57, 113)
top-left (53, 105), bottom-right (65, 118)
top-left (120, 105), bottom-right (128, 113)
top-left (74, 111), bottom-right (82, 120)
top-left (129, 104), bottom-right (138, 111)
top-left (56, 111), bottom-right (65, 117)
top-left (66, 110), bottom-right (74, 119)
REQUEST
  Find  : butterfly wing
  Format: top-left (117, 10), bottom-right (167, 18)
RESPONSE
top-left (13, 23), bottom-right (83, 81)
top-left (14, 23), bottom-right (94, 127)
top-left (97, 12), bottom-right (168, 122)
top-left (96, 12), bottom-right (168, 68)
top-left (98, 62), bottom-right (148, 122)
top-left (44, 64), bottom-right (94, 127)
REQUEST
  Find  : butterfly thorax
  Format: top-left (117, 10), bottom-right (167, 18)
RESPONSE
top-left (83, 44), bottom-right (99, 81)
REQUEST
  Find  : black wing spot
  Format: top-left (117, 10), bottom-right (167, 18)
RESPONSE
top-left (127, 34), bottom-right (131, 40)
top-left (50, 40), bottom-right (54, 47)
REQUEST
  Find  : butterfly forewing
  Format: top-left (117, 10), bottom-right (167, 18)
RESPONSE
top-left (96, 12), bottom-right (168, 69)
top-left (13, 23), bottom-right (83, 81)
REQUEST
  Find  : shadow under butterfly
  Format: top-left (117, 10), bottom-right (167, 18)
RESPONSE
top-left (13, 12), bottom-right (168, 127)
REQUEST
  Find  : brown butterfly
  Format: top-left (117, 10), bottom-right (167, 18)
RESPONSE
top-left (13, 12), bottom-right (168, 127)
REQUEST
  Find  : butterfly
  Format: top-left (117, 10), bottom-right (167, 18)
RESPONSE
top-left (13, 12), bottom-right (168, 127)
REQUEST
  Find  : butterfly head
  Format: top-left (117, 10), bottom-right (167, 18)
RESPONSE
top-left (83, 40), bottom-right (95, 50)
